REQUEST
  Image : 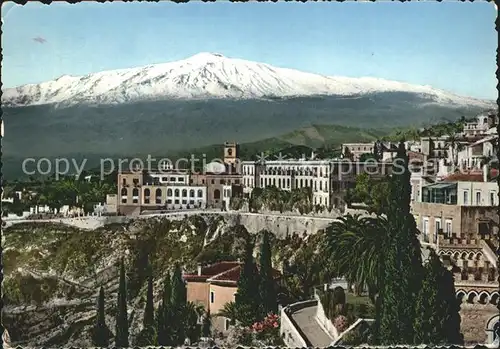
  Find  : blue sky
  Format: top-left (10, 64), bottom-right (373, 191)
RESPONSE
top-left (2, 1), bottom-right (497, 99)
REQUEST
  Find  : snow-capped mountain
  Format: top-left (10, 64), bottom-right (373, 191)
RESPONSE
top-left (1, 52), bottom-right (494, 108)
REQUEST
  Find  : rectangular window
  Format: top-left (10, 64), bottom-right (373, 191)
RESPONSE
top-left (170, 177), bottom-right (176, 182)
top-left (478, 222), bottom-right (489, 236)
top-left (423, 217), bottom-right (429, 235)
top-left (491, 192), bottom-right (495, 206)
top-left (210, 291), bottom-right (214, 304)
top-left (445, 220), bottom-right (452, 236)
top-left (435, 219), bottom-right (441, 234)
top-left (476, 192), bottom-right (481, 205)
top-left (178, 177), bottom-right (184, 182)
top-left (122, 198), bottom-right (127, 203)
top-left (463, 191), bottom-right (469, 205)
top-left (162, 177), bottom-right (168, 182)
top-left (225, 318), bottom-right (231, 331)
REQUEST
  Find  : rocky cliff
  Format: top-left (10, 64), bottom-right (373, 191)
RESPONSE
top-left (2, 213), bottom-right (328, 347)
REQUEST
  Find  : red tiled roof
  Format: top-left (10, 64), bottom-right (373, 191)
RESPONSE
top-left (185, 261), bottom-right (282, 285)
top-left (441, 169), bottom-right (499, 182)
top-left (208, 265), bottom-right (242, 284)
top-left (207, 263), bottom-right (282, 285)
top-left (183, 261), bottom-right (240, 281)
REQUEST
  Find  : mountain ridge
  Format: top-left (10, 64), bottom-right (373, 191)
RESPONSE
top-left (2, 52), bottom-right (494, 108)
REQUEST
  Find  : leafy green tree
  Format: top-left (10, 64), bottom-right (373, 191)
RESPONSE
top-left (115, 259), bottom-right (129, 347)
top-left (375, 141), bottom-right (423, 345)
top-left (91, 286), bottom-right (112, 347)
top-left (359, 153), bottom-right (376, 162)
top-left (235, 238), bottom-right (261, 325)
top-left (258, 230), bottom-right (277, 316)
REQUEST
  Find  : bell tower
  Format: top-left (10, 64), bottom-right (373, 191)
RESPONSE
top-left (223, 141), bottom-right (239, 167)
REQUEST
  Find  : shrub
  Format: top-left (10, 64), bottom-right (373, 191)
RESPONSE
top-left (333, 315), bottom-right (350, 333)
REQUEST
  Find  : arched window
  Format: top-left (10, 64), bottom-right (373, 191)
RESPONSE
top-left (175, 189), bottom-right (180, 197)
top-left (167, 189), bottom-right (172, 196)
top-left (182, 189), bottom-right (187, 197)
top-left (190, 189), bottom-right (195, 197)
top-left (156, 188), bottom-right (162, 204)
top-left (214, 189), bottom-right (221, 200)
top-left (198, 189), bottom-right (203, 198)
top-left (121, 188), bottom-right (128, 196)
top-left (144, 188), bottom-right (150, 197)
top-left (132, 188), bottom-right (139, 197)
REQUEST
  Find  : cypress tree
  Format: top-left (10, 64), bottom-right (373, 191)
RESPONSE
top-left (376, 141), bottom-right (423, 345)
top-left (235, 237), bottom-right (261, 325)
top-left (170, 264), bottom-right (186, 345)
top-left (201, 310), bottom-right (212, 338)
top-left (171, 264), bottom-right (186, 309)
top-left (143, 265), bottom-right (155, 328)
top-left (439, 262), bottom-right (463, 345)
top-left (414, 249), bottom-right (445, 344)
top-left (136, 264), bottom-right (157, 346)
top-left (91, 286), bottom-right (111, 347)
top-left (156, 272), bottom-right (172, 346)
top-left (258, 230), bottom-right (277, 316)
top-left (414, 249), bottom-right (463, 345)
top-left (115, 258), bottom-right (129, 347)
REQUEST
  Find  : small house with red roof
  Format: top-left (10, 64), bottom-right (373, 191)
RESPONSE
top-left (183, 261), bottom-right (281, 334)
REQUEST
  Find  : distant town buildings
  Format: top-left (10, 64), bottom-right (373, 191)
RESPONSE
top-left (116, 142), bottom-right (243, 215)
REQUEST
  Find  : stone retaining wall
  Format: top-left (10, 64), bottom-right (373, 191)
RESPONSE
top-left (280, 300), bottom-right (317, 347)
top-left (314, 292), bottom-right (338, 341)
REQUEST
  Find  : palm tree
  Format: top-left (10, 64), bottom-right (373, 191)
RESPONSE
top-left (216, 301), bottom-right (239, 326)
top-left (323, 214), bottom-right (388, 303)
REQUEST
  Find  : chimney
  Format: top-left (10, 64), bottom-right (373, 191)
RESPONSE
top-left (483, 163), bottom-right (489, 182)
top-left (197, 263), bottom-right (202, 276)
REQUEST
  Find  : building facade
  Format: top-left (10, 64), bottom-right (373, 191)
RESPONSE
top-left (242, 158), bottom-right (392, 210)
top-left (117, 142), bottom-right (243, 215)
